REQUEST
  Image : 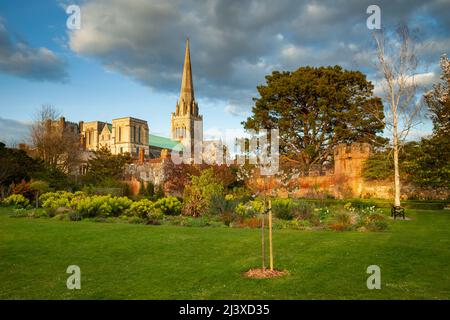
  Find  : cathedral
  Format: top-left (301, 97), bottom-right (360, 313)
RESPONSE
top-left (171, 39), bottom-right (203, 153)
top-left (75, 39), bottom-right (203, 159)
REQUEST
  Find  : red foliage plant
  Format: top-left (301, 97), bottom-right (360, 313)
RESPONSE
top-left (163, 162), bottom-right (238, 196)
top-left (10, 180), bottom-right (33, 200)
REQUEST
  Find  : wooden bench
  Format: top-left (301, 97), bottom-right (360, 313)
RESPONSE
top-left (391, 205), bottom-right (405, 220)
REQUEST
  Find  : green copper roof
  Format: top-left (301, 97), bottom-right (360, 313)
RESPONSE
top-left (148, 134), bottom-right (182, 151)
top-left (107, 124), bottom-right (112, 131)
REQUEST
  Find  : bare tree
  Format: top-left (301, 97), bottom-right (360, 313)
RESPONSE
top-left (30, 105), bottom-right (81, 174)
top-left (372, 25), bottom-right (423, 207)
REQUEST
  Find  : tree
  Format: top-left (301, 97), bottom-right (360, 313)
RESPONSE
top-left (29, 180), bottom-right (51, 208)
top-left (0, 142), bottom-right (42, 196)
top-left (243, 66), bottom-right (385, 175)
top-left (403, 139), bottom-right (450, 188)
top-left (424, 55), bottom-right (450, 138)
top-left (182, 168), bottom-right (224, 217)
top-left (372, 25), bottom-right (423, 206)
top-left (30, 105), bottom-right (81, 173)
top-left (405, 55), bottom-right (450, 188)
top-left (85, 146), bottom-right (131, 184)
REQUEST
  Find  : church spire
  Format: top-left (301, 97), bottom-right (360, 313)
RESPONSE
top-left (171, 37), bottom-right (203, 145)
top-left (179, 38), bottom-right (195, 114)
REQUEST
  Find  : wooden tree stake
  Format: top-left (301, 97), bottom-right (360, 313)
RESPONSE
top-left (268, 199), bottom-right (273, 271)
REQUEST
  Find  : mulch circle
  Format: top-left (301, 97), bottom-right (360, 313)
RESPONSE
top-left (243, 268), bottom-right (288, 279)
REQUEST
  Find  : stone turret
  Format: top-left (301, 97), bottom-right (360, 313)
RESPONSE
top-left (334, 142), bottom-right (371, 178)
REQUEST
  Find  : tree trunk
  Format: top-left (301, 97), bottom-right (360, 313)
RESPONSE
top-left (393, 118), bottom-right (401, 207)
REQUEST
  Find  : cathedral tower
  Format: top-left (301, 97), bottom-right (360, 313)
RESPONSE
top-left (171, 38), bottom-right (203, 151)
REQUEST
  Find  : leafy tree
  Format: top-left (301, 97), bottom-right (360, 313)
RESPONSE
top-left (164, 162), bottom-right (238, 196)
top-left (363, 152), bottom-right (393, 180)
top-left (424, 55), bottom-right (450, 139)
top-left (397, 55), bottom-right (450, 188)
top-left (29, 180), bottom-right (51, 208)
top-left (154, 185), bottom-right (165, 200)
top-left (183, 168), bottom-right (224, 217)
top-left (243, 66), bottom-right (385, 174)
top-left (0, 142), bottom-right (43, 197)
top-left (85, 147), bottom-right (131, 185)
top-left (146, 182), bottom-right (155, 198)
top-left (403, 139), bottom-right (450, 188)
top-left (405, 56), bottom-right (450, 188)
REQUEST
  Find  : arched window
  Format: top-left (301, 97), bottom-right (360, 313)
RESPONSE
top-left (138, 127), bottom-right (141, 143)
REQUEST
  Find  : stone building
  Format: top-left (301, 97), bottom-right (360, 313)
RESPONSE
top-left (80, 117), bottom-right (150, 157)
top-left (171, 38), bottom-right (203, 155)
top-left (75, 39), bottom-right (202, 160)
top-left (334, 142), bottom-right (371, 179)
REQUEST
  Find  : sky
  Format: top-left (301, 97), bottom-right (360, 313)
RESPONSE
top-left (0, 0), bottom-right (449, 145)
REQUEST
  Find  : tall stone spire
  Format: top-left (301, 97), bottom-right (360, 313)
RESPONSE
top-left (178, 38), bottom-right (197, 116)
top-left (180, 38), bottom-right (194, 100)
top-left (171, 37), bottom-right (203, 146)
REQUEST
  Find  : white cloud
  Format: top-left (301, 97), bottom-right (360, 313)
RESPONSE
top-left (64, 0), bottom-right (450, 109)
top-left (0, 20), bottom-right (68, 82)
top-left (0, 117), bottom-right (31, 145)
top-left (224, 104), bottom-right (248, 117)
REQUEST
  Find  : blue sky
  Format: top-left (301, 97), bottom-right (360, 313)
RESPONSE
top-left (0, 0), bottom-right (237, 141)
top-left (0, 0), bottom-right (449, 144)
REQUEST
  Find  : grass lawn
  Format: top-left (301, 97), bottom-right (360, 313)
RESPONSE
top-left (0, 207), bottom-right (449, 299)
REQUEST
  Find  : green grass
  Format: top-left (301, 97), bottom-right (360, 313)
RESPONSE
top-left (0, 207), bottom-right (449, 299)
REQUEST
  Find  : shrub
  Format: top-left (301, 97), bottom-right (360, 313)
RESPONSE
top-left (163, 215), bottom-right (224, 228)
top-left (154, 185), bottom-right (165, 200)
top-left (11, 208), bottom-right (28, 217)
top-left (367, 220), bottom-right (389, 232)
top-left (10, 180), bottom-right (33, 200)
top-left (231, 217), bottom-right (261, 228)
top-left (76, 196), bottom-right (111, 217)
top-left (183, 168), bottom-right (224, 216)
top-left (68, 211), bottom-right (82, 221)
top-left (235, 199), bottom-right (265, 218)
top-left (25, 209), bottom-right (47, 218)
top-left (148, 210), bottom-right (164, 221)
top-left (272, 199), bottom-right (294, 220)
top-left (273, 218), bottom-right (311, 230)
top-left (291, 201), bottom-right (316, 220)
top-left (209, 195), bottom-right (239, 225)
top-left (350, 199), bottom-right (377, 209)
top-left (329, 211), bottom-right (353, 231)
top-left (315, 207), bottom-right (330, 222)
top-left (108, 196), bottom-right (133, 216)
top-left (127, 199), bottom-right (154, 218)
top-left (39, 191), bottom-right (85, 216)
top-left (128, 216), bottom-right (145, 224)
top-left (235, 203), bottom-right (252, 218)
top-left (153, 197), bottom-right (182, 216)
top-left (2, 194), bottom-right (30, 208)
top-left (75, 195), bottom-right (132, 217)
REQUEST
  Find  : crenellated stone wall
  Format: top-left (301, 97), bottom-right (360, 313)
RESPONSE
top-left (122, 143), bottom-right (449, 200)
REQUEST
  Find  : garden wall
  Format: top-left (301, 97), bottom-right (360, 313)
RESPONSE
top-left (122, 143), bottom-right (449, 200)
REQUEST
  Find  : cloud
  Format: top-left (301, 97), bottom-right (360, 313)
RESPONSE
top-left (224, 104), bottom-right (249, 117)
top-left (0, 20), bottom-right (68, 82)
top-left (0, 117), bottom-right (31, 145)
top-left (68, 0), bottom-right (450, 115)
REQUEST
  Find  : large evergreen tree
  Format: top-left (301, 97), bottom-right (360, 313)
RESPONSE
top-left (85, 147), bottom-right (131, 184)
top-left (243, 66), bottom-right (386, 174)
top-left (410, 55), bottom-right (450, 188)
